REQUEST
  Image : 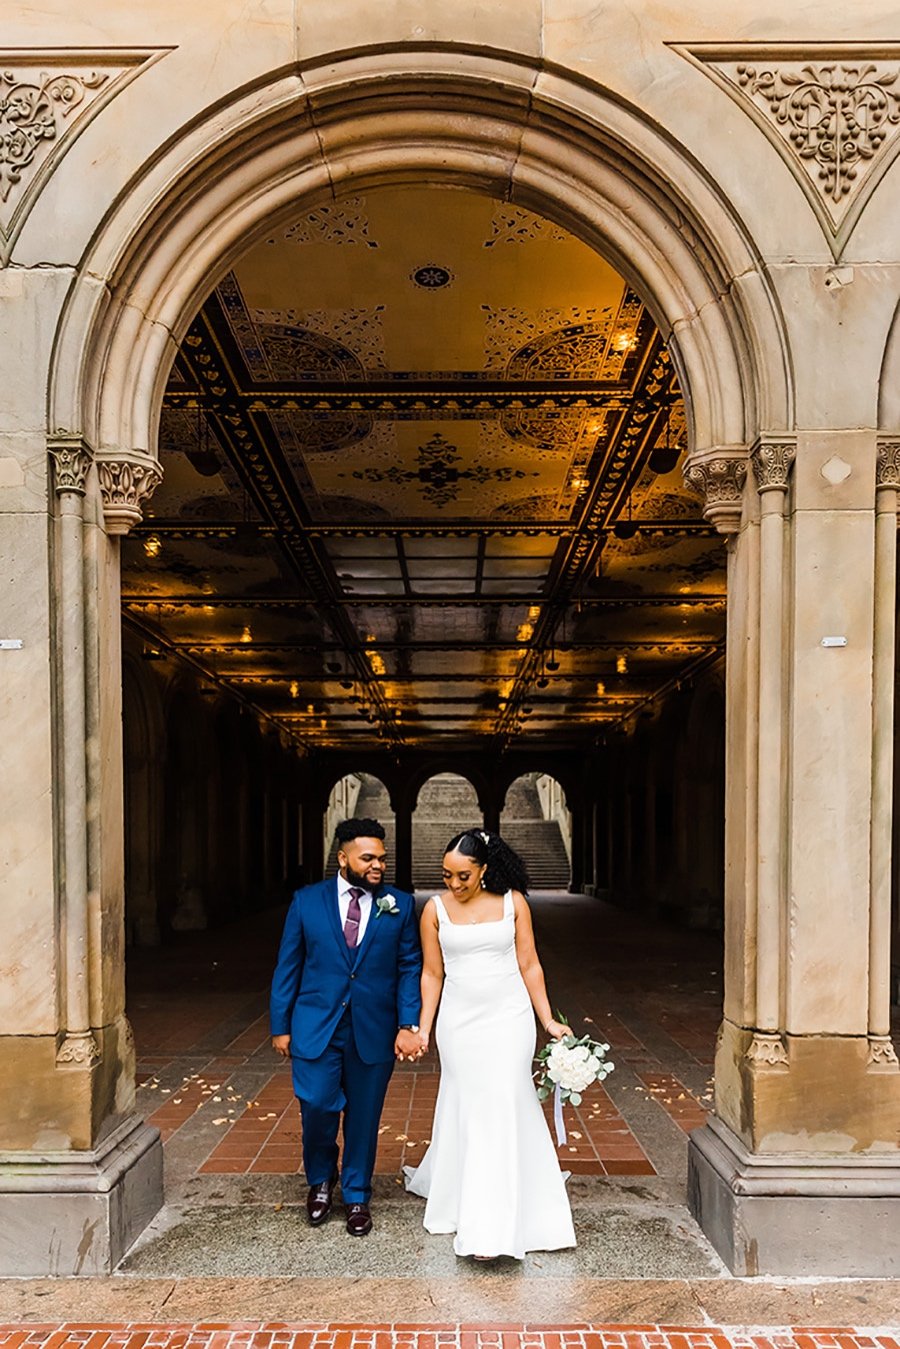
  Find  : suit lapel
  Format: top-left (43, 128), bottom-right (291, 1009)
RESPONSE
top-left (352, 886), bottom-right (387, 969)
top-left (325, 877), bottom-right (352, 967)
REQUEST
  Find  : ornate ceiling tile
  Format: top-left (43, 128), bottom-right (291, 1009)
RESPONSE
top-left (673, 44), bottom-right (900, 257)
top-left (483, 205), bottom-right (569, 248)
top-left (268, 196), bottom-right (378, 248)
top-left (0, 48), bottom-right (170, 264)
top-left (253, 307), bottom-right (388, 371)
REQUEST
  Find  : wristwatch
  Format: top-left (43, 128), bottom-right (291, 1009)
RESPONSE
top-left (399, 1023), bottom-right (420, 1033)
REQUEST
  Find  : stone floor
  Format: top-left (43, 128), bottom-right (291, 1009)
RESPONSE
top-left (2, 894), bottom-right (899, 1327)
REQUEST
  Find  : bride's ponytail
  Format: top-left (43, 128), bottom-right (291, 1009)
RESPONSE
top-left (444, 829), bottom-right (530, 896)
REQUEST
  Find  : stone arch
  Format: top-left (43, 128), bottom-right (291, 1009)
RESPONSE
top-left (48, 46), bottom-right (793, 520)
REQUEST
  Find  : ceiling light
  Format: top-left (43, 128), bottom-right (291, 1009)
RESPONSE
top-left (340, 678), bottom-right (353, 690)
top-left (596, 681), bottom-right (606, 697)
top-left (616, 655), bottom-right (628, 675)
top-left (240, 625), bottom-right (252, 643)
top-left (546, 653), bottom-right (560, 672)
top-left (537, 675), bottom-right (549, 689)
top-left (290, 681), bottom-right (299, 699)
top-left (613, 330), bottom-right (637, 352)
top-left (143, 534), bottom-right (161, 558)
top-left (141, 645), bottom-right (164, 661)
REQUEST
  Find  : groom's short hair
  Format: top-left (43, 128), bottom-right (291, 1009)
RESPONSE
top-left (335, 817), bottom-right (385, 845)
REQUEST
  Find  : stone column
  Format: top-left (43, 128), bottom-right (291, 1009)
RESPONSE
top-left (393, 798), bottom-right (413, 893)
top-left (869, 439), bottom-right (900, 1067)
top-left (686, 436), bottom-right (900, 1277)
top-left (0, 441), bottom-right (163, 1276)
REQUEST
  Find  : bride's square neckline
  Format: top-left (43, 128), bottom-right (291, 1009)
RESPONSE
top-left (433, 891), bottom-right (513, 928)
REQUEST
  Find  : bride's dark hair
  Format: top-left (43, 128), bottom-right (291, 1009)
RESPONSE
top-left (444, 829), bottom-right (530, 896)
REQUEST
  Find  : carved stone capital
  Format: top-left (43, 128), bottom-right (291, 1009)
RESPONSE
top-left (867, 1035), bottom-right (900, 1071)
top-left (56, 1031), bottom-right (100, 1067)
top-left (96, 450), bottom-right (163, 535)
top-left (876, 439), bottom-right (900, 491)
top-left (750, 437), bottom-right (796, 494)
top-left (745, 1032), bottom-right (789, 1070)
top-left (48, 436), bottom-right (92, 496)
top-left (683, 449), bottom-right (747, 535)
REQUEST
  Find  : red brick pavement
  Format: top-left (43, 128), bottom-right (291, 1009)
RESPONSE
top-left (0, 1325), bottom-right (895, 1349)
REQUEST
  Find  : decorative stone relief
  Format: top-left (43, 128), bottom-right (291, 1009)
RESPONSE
top-left (95, 451), bottom-right (163, 535)
top-left (56, 1030), bottom-right (100, 1066)
top-left (876, 438), bottom-right (900, 490)
top-left (0, 50), bottom-right (170, 264)
top-left (750, 438), bottom-right (796, 493)
top-left (48, 436), bottom-right (91, 495)
top-left (683, 450), bottom-right (747, 534)
top-left (270, 197), bottom-right (378, 248)
top-left (867, 1035), bottom-right (900, 1070)
top-left (673, 46), bottom-right (900, 257)
top-left (745, 1032), bottom-right (789, 1068)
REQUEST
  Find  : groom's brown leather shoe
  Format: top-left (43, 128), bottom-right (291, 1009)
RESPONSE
top-left (306, 1172), bottom-right (338, 1226)
top-left (345, 1202), bottom-right (373, 1236)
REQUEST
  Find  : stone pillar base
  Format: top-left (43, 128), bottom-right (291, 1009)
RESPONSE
top-left (0, 1115), bottom-right (163, 1275)
top-left (689, 1116), bottom-right (900, 1276)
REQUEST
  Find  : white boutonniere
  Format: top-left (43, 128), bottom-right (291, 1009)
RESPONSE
top-left (375, 893), bottom-right (400, 918)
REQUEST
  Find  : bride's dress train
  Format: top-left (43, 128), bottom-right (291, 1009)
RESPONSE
top-left (404, 891), bottom-right (575, 1258)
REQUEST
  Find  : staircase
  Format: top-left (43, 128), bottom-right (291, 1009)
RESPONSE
top-left (412, 774), bottom-right (481, 890)
top-left (323, 772), bottom-right (571, 891)
top-left (500, 776), bottom-right (571, 889)
top-left (324, 775), bottom-right (394, 874)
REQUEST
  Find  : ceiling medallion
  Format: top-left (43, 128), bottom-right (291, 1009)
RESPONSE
top-left (411, 264), bottom-right (454, 290)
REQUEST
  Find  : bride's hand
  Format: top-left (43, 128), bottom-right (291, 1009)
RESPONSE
top-left (544, 1019), bottom-right (568, 1041)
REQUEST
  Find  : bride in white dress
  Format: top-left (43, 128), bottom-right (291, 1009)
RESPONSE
top-left (404, 829), bottom-right (576, 1260)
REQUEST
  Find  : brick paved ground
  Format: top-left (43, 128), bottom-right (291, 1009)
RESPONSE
top-left (0, 1324), bottom-right (897, 1349)
top-left (130, 893), bottom-right (715, 1181)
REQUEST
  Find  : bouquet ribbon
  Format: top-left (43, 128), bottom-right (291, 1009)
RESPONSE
top-left (553, 1084), bottom-right (567, 1146)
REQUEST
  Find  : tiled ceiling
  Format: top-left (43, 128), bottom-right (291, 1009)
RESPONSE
top-left (121, 187), bottom-right (725, 750)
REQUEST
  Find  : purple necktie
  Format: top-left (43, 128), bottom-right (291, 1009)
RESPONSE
top-left (344, 886), bottom-right (364, 948)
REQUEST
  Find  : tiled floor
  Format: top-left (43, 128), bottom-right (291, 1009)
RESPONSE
top-left (130, 892), bottom-right (715, 1182)
top-left (0, 1325), bottom-right (896, 1349)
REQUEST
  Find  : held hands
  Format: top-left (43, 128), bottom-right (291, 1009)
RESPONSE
top-left (271, 1033), bottom-right (291, 1058)
top-left (395, 1027), bottom-right (429, 1061)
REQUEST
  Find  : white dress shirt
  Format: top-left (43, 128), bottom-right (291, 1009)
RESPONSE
top-left (337, 872), bottom-right (374, 945)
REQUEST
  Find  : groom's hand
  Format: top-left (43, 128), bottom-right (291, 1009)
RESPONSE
top-left (272, 1034), bottom-right (291, 1058)
top-left (395, 1028), bottom-right (425, 1061)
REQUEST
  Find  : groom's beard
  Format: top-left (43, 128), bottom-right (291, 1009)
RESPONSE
top-left (342, 862), bottom-right (381, 893)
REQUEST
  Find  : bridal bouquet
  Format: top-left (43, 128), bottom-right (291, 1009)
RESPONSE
top-left (534, 1019), bottom-right (614, 1145)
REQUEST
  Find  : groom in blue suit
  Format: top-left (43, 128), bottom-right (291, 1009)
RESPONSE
top-left (270, 817), bottom-right (422, 1236)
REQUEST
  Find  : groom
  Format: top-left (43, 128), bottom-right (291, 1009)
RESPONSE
top-left (270, 817), bottom-right (423, 1236)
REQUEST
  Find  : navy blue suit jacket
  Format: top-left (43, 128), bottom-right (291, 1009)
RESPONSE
top-left (270, 878), bottom-right (422, 1065)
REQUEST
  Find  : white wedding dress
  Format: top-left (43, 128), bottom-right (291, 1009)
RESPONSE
top-left (404, 890), bottom-right (576, 1258)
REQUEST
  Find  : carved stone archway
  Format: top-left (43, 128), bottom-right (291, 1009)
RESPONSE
top-left (29, 43), bottom-right (900, 1282)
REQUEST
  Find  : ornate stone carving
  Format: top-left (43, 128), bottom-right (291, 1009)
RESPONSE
top-left (48, 436), bottom-right (91, 495)
top-left (0, 50), bottom-right (169, 264)
top-left (876, 439), bottom-right (900, 490)
top-left (750, 438), bottom-right (796, 493)
top-left (683, 451), bottom-right (747, 534)
top-left (96, 451), bottom-right (163, 535)
top-left (674, 46), bottom-right (900, 257)
top-left (746, 1032), bottom-right (789, 1068)
top-left (56, 1030), bottom-right (100, 1066)
top-left (867, 1035), bottom-right (900, 1069)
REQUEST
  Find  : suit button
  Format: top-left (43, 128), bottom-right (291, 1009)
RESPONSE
top-left (350, 974), bottom-right (355, 980)
top-left (341, 1000), bottom-right (347, 1007)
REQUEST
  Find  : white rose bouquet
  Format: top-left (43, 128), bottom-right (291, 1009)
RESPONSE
top-left (534, 1016), bottom-right (614, 1145)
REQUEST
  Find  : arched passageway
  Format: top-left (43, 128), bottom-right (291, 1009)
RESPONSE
top-left (412, 774), bottom-right (483, 890)
top-left (5, 34), bottom-right (897, 1284)
top-left (500, 773), bottom-right (572, 891)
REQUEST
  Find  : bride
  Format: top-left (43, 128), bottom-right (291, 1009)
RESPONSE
top-left (404, 828), bottom-right (576, 1260)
